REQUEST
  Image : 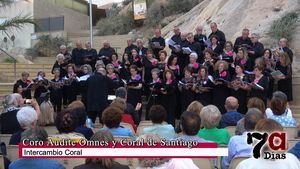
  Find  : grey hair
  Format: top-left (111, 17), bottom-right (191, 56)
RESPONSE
top-left (60, 45), bottom-right (66, 49)
top-left (56, 54), bottom-right (65, 61)
top-left (21, 127), bottom-right (48, 142)
top-left (17, 106), bottom-right (38, 128)
top-left (189, 52), bottom-right (198, 60)
top-left (244, 108), bottom-right (264, 131)
top-left (200, 105), bottom-right (222, 129)
top-left (3, 93), bottom-right (22, 109)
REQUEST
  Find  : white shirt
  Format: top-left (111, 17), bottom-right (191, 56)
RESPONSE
top-left (265, 108), bottom-right (292, 118)
top-left (236, 153), bottom-right (300, 169)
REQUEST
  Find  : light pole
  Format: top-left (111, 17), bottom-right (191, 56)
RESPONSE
top-left (89, 0), bottom-right (93, 47)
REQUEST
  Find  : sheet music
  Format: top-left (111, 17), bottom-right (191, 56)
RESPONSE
top-left (153, 41), bottom-right (160, 47)
top-left (78, 75), bottom-right (90, 82)
top-left (182, 47), bottom-right (192, 54)
top-left (108, 95), bottom-right (116, 100)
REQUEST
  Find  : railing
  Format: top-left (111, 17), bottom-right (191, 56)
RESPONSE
top-left (0, 48), bottom-right (17, 81)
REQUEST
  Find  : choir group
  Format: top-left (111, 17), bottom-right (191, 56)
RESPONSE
top-left (13, 22), bottom-right (294, 126)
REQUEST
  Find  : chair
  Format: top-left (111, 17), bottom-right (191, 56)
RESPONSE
top-left (0, 134), bottom-right (12, 146)
top-left (225, 126), bottom-right (236, 137)
top-left (120, 122), bottom-right (135, 135)
top-left (192, 158), bottom-right (215, 169)
top-left (284, 127), bottom-right (297, 139)
top-left (228, 157), bottom-right (249, 169)
top-left (7, 145), bottom-right (19, 161)
top-left (0, 155), bottom-right (4, 169)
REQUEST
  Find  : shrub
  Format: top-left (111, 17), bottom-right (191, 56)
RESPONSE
top-left (26, 35), bottom-right (70, 58)
top-left (122, 0), bottom-right (132, 6)
top-left (166, 0), bottom-right (200, 15)
top-left (269, 11), bottom-right (299, 40)
top-left (3, 57), bottom-right (17, 63)
top-left (144, 1), bottom-right (167, 28)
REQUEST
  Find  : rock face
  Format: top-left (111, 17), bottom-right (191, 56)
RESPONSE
top-left (162, 0), bottom-right (299, 43)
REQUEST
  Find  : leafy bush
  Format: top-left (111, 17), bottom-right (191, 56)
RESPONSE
top-left (96, 10), bottom-right (134, 35)
top-left (26, 35), bottom-right (70, 58)
top-left (166, 0), bottom-right (200, 15)
top-left (122, 0), bottom-right (132, 6)
top-left (144, 1), bottom-right (167, 28)
top-left (269, 11), bottom-right (299, 40)
top-left (3, 57), bottom-right (17, 63)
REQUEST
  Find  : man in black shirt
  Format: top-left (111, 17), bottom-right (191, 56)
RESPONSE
top-left (169, 26), bottom-right (182, 55)
top-left (13, 72), bottom-right (32, 99)
top-left (194, 25), bottom-right (207, 51)
top-left (208, 22), bottom-right (226, 47)
top-left (279, 38), bottom-right (293, 62)
top-left (124, 38), bottom-right (137, 55)
top-left (150, 28), bottom-right (165, 59)
top-left (98, 40), bottom-right (116, 65)
top-left (71, 41), bottom-right (85, 70)
top-left (183, 33), bottom-right (203, 64)
top-left (136, 39), bottom-right (148, 58)
top-left (84, 42), bottom-right (98, 70)
top-left (233, 28), bottom-right (252, 53)
top-left (248, 33), bottom-right (264, 70)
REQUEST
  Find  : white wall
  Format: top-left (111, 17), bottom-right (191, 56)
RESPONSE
top-left (0, 0), bottom-right (34, 49)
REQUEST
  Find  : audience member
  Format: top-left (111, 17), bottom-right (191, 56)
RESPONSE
top-left (9, 127), bottom-right (65, 169)
top-left (219, 96), bottom-right (244, 128)
top-left (186, 101), bottom-right (203, 116)
top-left (142, 105), bottom-right (177, 140)
top-left (198, 105), bottom-right (230, 146)
top-left (222, 108), bottom-right (264, 169)
top-left (74, 130), bottom-right (129, 169)
top-left (236, 119), bottom-right (300, 169)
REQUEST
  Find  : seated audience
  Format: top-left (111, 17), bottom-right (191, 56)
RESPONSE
top-left (101, 106), bottom-right (134, 138)
top-left (219, 96), bottom-right (244, 128)
top-left (142, 105), bottom-right (177, 140)
top-left (267, 91), bottom-right (296, 127)
top-left (10, 105), bottom-right (39, 145)
top-left (110, 98), bottom-right (137, 132)
top-left (176, 111), bottom-right (206, 142)
top-left (9, 127), bottom-right (65, 169)
top-left (266, 92), bottom-right (292, 118)
top-left (197, 105), bottom-right (230, 146)
top-left (222, 108), bottom-right (264, 169)
top-left (74, 130), bottom-right (129, 169)
top-left (186, 101), bottom-right (203, 116)
top-left (115, 87), bottom-right (141, 125)
top-left (68, 101), bottom-right (94, 140)
top-left (236, 119), bottom-right (300, 169)
top-left (289, 141), bottom-right (300, 159)
top-left (137, 133), bottom-right (199, 169)
top-left (49, 109), bottom-right (86, 142)
top-left (235, 97), bottom-right (265, 135)
top-left (0, 94), bottom-right (23, 134)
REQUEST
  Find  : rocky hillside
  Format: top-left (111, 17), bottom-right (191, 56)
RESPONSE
top-left (162, 0), bottom-right (299, 44)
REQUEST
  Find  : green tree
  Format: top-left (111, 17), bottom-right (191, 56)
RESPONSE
top-left (0, 0), bottom-right (35, 37)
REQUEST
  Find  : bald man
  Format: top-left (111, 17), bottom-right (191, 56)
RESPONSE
top-left (233, 28), bottom-right (252, 53)
top-left (98, 40), bottom-right (116, 65)
top-left (208, 22), bottom-right (226, 47)
top-left (151, 28), bottom-right (165, 59)
top-left (169, 26), bottom-right (182, 55)
top-left (279, 38), bottom-right (293, 62)
top-left (71, 41), bottom-right (85, 68)
top-left (219, 96), bottom-right (244, 128)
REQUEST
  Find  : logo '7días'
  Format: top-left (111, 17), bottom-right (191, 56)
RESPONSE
top-left (247, 132), bottom-right (287, 159)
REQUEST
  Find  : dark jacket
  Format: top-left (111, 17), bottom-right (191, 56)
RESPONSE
top-left (209, 29), bottom-right (226, 47)
top-left (0, 108), bottom-right (22, 134)
top-left (86, 73), bottom-right (113, 112)
top-left (233, 36), bottom-right (252, 53)
top-left (72, 48), bottom-right (85, 66)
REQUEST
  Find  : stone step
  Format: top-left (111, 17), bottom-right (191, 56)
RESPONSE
top-left (0, 64), bottom-right (53, 69)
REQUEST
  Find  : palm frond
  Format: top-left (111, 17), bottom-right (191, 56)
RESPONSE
top-left (0, 14), bottom-right (36, 33)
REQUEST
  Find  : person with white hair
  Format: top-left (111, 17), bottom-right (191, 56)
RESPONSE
top-left (9, 104), bottom-right (40, 145)
top-left (248, 33), bottom-right (264, 70)
top-left (51, 53), bottom-right (67, 78)
top-left (98, 40), bottom-right (116, 65)
top-left (278, 37), bottom-right (293, 62)
top-left (197, 105), bottom-right (230, 146)
top-left (194, 25), bottom-right (207, 51)
top-left (0, 93), bottom-right (24, 134)
top-left (188, 52), bottom-right (200, 76)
